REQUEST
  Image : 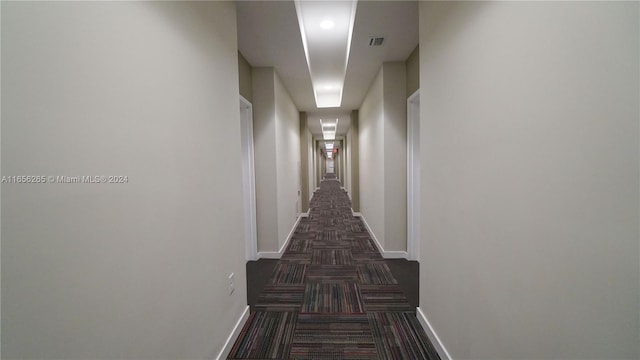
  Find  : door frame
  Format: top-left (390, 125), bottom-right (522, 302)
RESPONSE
top-left (407, 89), bottom-right (421, 261)
top-left (240, 95), bottom-right (258, 261)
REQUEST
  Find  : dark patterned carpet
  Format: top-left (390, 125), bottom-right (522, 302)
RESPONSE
top-left (228, 178), bottom-right (440, 360)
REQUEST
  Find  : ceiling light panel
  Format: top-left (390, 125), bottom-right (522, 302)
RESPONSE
top-left (295, 0), bottom-right (358, 108)
top-left (320, 119), bottom-right (338, 140)
top-left (320, 19), bottom-right (335, 29)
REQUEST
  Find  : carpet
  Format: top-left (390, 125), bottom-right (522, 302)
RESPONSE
top-left (228, 179), bottom-right (440, 360)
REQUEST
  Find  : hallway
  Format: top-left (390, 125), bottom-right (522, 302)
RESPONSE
top-left (228, 178), bottom-right (439, 359)
top-left (2, 2), bottom-right (638, 359)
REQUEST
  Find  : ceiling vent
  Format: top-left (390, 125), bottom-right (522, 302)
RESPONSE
top-left (369, 37), bottom-right (384, 47)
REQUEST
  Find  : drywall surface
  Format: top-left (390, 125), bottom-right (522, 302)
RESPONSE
top-left (2, 2), bottom-right (248, 358)
top-left (419, 2), bottom-right (639, 359)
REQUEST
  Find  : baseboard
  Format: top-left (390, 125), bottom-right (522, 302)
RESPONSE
top-left (257, 211), bottom-right (309, 259)
top-left (416, 307), bottom-right (453, 360)
top-left (383, 250), bottom-right (409, 259)
top-left (353, 212), bottom-right (408, 259)
top-left (257, 251), bottom-right (282, 259)
top-left (215, 305), bottom-right (250, 360)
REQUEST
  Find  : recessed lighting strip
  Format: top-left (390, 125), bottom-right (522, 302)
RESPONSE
top-left (294, 0), bottom-right (358, 108)
top-left (320, 118), bottom-right (338, 140)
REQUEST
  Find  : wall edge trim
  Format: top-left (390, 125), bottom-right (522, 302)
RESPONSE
top-left (353, 211), bottom-right (407, 259)
top-left (215, 305), bottom-right (250, 360)
top-left (258, 211), bottom-right (309, 259)
top-left (416, 307), bottom-right (453, 360)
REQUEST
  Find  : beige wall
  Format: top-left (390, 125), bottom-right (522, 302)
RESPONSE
top-left (252, 67), bottom-right (300, 253)
top-left (316, 142), bottom-right (324, 187)
top-left (300, 112), bottom-right (310, 212)
top-left (238, 51), bottom-right (252, 102)
top-left (406, 45), bottom-right (419, 97)
top-left (1, 2), bottom-right (247, 358)
top-left (345, 131), bottom-right (352, 196)
top-left (359, 63), bottom-right (407, 252)
top-left (383, 62), bottom-right (407, 252)
top-left (320, 147), bottom-right (326, 180)
top-left (348, 110), bottom-right (360, 211)
top-left (338, 140), bottom-right (345, 186)
top-left (252, 67), bottom-right (279, 253)
top-left (419, 2), bottom-right (639, 359)
top-left (274, 71), bottom-right (301, 248)
top-left (359, 68), bottom-right (386, 245)
top-left (314, 141), bottom-right (320, 188)
top-left (307, 127), bottom-right (314, 203)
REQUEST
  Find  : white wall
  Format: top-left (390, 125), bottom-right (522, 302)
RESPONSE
top-left (274, 72), bottom-right (301, 249)
top-left (307, 129), bottom-right (314, 202)
top-left (252, 68), bottom-right (279, 254)
top-left (347, 110), bottom-right (360, 211)
top-left (2, 2), bottom-right (247, 359)
top-left (312, 139), bottom-right (318, 190)
top-left (359, 69), bottom-right (386, 246)
top-left (359, 63), bottom-right (407, 252)
top-left (252, 68), bottom-right (300, 253)
top-left (383, 63), bottom-right (407, 252)
top-left (316, 144), bottom-right (321, 188)
top-left (346, 128), bottom-right (353, 198)
top-left (419, 2), bottom-right (639, 359)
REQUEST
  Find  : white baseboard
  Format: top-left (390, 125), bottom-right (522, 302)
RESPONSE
top-left (416, 307), bottom-right (452, 360)
top-left (383, 250), bottom-right (409, 259)
top-left (257, 211), bottom-right (309, 259)
top-left (257, 251), bottom-right (282, 259)
top-left (215, 305), bottom-right (250, 360)
top-left (353, 212), bottom-right (408, 259)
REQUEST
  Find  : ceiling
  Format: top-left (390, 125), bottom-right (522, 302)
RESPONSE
top-left (237, 0), bottom-right (418, 137)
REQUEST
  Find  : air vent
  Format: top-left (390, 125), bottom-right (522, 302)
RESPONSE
top-left (369, 37), bottom-right (384, 47)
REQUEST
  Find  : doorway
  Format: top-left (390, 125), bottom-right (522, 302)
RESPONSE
top-left (240, 96), bottom-right (257, 261)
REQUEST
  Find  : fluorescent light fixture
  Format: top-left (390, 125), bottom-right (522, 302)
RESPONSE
top-left (320, 119), bottom-right (338, 140)
top-left (320, 19), bottom-right (334, 29)
top-left (295, 0), bottom-right (358, 108)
